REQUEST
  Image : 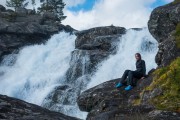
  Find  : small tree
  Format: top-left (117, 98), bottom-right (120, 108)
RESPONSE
top-left (49, 0), bottom-right (66, 21)
top-left (38, 0), bottom-right (66, 22)
top-left (6, 0), bottom-right (29, 11)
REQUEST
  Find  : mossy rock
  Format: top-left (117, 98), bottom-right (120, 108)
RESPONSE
top-left (143, 57), bottom-right (180, 112)
top-left (132, 98), bottom-right (141, 106)
top-left (175, 22), bottom-right (180, 48)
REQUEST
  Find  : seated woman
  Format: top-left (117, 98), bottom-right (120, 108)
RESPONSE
top-left (115, 53), bottom-right (146, 91)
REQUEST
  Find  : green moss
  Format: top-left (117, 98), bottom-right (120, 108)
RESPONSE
top-left (175, 23), bottom-right (180, 48)
top-left (143, 57), bottom-right (180, 112)
top-left (173, 0), bottom-right (180, 4)
top-left (132, 98), bottom-right (141, 106)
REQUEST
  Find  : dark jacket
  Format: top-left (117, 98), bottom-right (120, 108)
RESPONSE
top-left (135, 59), bottom-right (146, 77)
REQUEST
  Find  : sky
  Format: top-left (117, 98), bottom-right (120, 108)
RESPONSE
top-left (0, 0), bottom-right (174, 30)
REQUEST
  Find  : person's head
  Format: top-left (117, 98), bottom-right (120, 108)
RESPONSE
top-left (135, 53), bottom-right (141, 61)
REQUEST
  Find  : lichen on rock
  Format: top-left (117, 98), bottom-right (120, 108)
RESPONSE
top-left (142, 57), bottom-right (180, 112)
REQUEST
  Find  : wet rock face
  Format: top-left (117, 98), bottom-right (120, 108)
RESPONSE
top-left (0, 5), bottom-right (75, 62)
top-left (0, 95), bottom-right (80, 120)
top-left (148, 2), bottom-right (180, 67)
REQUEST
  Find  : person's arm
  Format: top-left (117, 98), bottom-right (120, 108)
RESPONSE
top-left (142, 60), bottom-right (146, 77)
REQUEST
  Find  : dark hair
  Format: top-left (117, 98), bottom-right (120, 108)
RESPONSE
top-left (135, 53), bottom-right (141, 60)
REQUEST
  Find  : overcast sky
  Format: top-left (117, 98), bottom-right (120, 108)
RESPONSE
top-left (0, 0), bottom-right (174, 30)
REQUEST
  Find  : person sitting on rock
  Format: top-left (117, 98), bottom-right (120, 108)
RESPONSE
top-left (115, 53), bottom-right (146, 91)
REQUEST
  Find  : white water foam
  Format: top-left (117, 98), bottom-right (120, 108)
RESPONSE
top-left (0, 32), bottom-right (88, 116)
top-left (86, 28), bottom-right (158, 89)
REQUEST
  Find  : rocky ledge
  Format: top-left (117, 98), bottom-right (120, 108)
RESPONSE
top-left (0, 5), bottom-right (75, 61)
top-left (0, 95), bottom-right (79, 120)
top-left (77, 69), bottom-right (180, 120)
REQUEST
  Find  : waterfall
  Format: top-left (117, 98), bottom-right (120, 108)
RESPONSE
top-left (0, 28), bottom-right (158, 120)
top-left (86, 28), bottom-right (158, 89)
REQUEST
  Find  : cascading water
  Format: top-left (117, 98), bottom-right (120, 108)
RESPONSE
top-left (86, 28), bottom-right (158, 89)
top-left (0, 27), bottom-right (158, 120)
top-left (0, 32), bottom-right (87, 118)
top-left (0, 32), bottom-right (75, 104)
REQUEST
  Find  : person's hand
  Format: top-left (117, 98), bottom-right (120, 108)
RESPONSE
top-left (141, 77), bottom-right (145, 80)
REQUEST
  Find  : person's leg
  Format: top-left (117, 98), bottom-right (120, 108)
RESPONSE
top-left (132, 71), bottom-right (143, 86)
top-left (133, 71), bottom-right (143, 78)
top-left (120, 70), bottom-right (130, 84)
top-left (125, 71), bottom-right (136, 90)
top-left (127, 71), bottom-right (143, 85)
top-left (125, 71), bottom-right (143, 91)
top-left (116, 70), bottom-right (130, 88)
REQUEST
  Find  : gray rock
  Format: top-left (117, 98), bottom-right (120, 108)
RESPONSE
top-left (16, 7), bottom-right (28, 16)
top-left (42, 12), bottom-right (59, 21)
top-left (148, 2), bottom-right (180, 67)
top-left (0, 94), bottom-right (80, 120)
top-left (148, 110), bottom-right (180, 120)
top-left (6, 9), bottom-right (14, 13)
top-left (0, 5), bottom-right (6, 12)
top-left (75, 26), bottom-right (126, 50)
top-left (27, 9), bottom-right (36, 15)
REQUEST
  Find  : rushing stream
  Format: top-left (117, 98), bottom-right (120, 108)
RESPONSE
top-left (0, 28), bottom-right (158, 119)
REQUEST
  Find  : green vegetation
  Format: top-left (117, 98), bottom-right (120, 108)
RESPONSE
top-left (38, 0), bottom-right (66, 22)
top-left (132, 98), bottom-right (141, 106)
top-left (6, 0), bottom-right (29, 11)
top-left (175, 23), bottom-right (180, 48)
top-left (173, 0), bottom-right (180, 4)
top-left (143, 57), bottom-right (180, 112)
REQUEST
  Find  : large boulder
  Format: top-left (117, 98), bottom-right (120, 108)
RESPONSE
top-left (148, 2), bottom-right (180, 67)
top-left (75, 26), bottom-right (126, 51)
top-left (77, 69), bottom-right (155, 112)
top-left (0, 95), bottom-right (80, 120)
top-left (16, 7), bottom-right (28, 16)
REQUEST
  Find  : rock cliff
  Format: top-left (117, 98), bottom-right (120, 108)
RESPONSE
top-left (148, 1), bottom-right (180, 67)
